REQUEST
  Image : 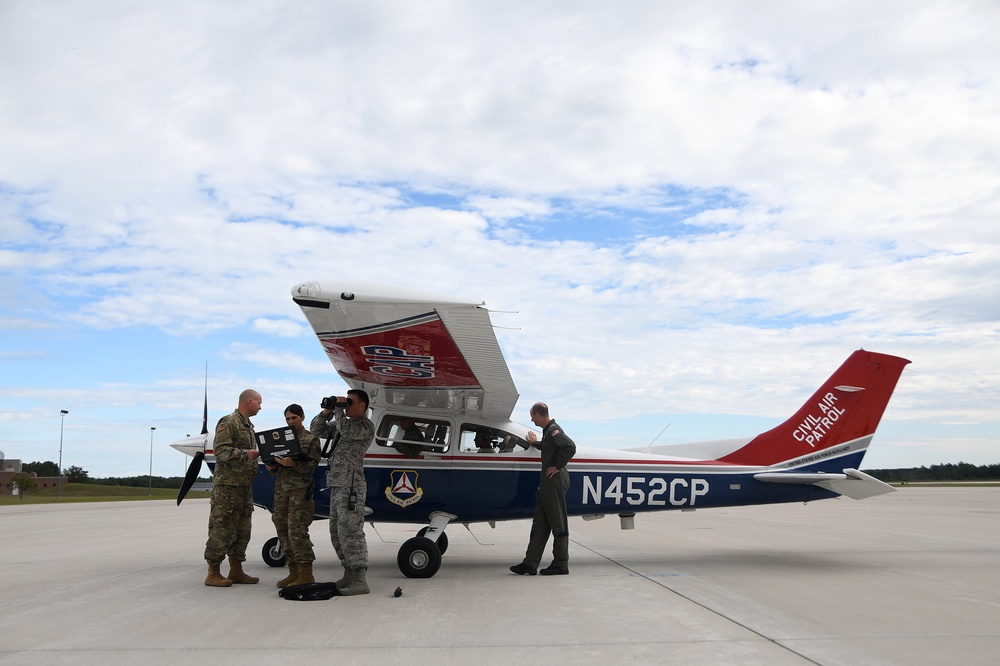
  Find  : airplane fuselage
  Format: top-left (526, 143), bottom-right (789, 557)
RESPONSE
top-left (227, 441), bottom-right (856, 526)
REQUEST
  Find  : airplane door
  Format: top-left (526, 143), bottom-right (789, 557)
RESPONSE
top-left (446, 425), bottom-right (518, 522)
top-left (367, 414), bottom-right (454, 520)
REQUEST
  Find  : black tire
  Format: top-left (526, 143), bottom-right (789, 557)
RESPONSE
top-left (397, 537), bottom-right (442, 578)
top-left (262, 536), bottom-right (286, 567)
top-left (416, 527), bottom-right (449, 556)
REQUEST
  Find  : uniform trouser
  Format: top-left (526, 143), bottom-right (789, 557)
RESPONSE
top-left (329, 483), bottom-right (368, 569)
top-left (272, 484), bottom-right (315, 564)
top-left (523, 469), bottom-right (570, 568)
top-left (204, 483), bottom-right (253, 565)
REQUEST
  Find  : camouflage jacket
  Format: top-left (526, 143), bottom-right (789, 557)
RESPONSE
top-left (269, 428), bottom-right (322, 491)
top-left (310, 410), bottom-right (373, 491)
top-left (213, 410), bottom-right (259, 486)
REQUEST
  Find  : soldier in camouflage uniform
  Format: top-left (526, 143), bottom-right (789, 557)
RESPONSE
top-left (204, 389), bottom-right (262, 587)
top-left (510, 402), bottom-right (577, 576)
top-left (267, 404), bottom-right (322, 589)
top-left (310, 388), bottom-right (373, 595)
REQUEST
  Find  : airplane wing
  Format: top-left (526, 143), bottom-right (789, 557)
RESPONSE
top-left (292, 281), bottom-right (519, 421)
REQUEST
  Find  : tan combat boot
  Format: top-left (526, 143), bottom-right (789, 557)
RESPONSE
top-left (276, 563), bottom-right (299, 588)
top-left (205, 563), bottom-right (232, 587)
top-left (289, 562), bottom-right (315, 587)
top-left (226, 557), bottom-right (259, 584)
top-left (334, 567), bottom-right (350, 589)
top-left (337, 567), bottom-right (369, 596)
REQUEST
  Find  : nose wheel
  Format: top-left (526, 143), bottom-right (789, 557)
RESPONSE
top-left (397, 537), bottom-right (442, 578)
top-left (262, 536), bottom-right (286, 567)
top-left (397, 511), bottom-right (455, 578)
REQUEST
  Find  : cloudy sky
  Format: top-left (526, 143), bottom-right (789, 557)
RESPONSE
top-left (2, 1), bottom-right (998, 477)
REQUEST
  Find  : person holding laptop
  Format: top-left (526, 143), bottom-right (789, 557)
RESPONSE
top-left (267, 403), bottom-right (322, 588)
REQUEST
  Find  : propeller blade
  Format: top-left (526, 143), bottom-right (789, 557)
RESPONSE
top-left (177, 450), bottom-right (205, 505)
top-left (201, 362), bottom-right (209, 435)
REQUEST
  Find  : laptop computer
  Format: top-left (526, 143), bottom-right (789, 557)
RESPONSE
top-left (255, 426), bottom-right (303, 464)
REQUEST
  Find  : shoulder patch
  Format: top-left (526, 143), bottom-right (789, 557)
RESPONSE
top-left (552, 429), bottom-right (562, 437)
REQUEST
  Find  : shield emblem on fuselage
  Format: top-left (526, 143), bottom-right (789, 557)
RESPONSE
top-left (385, 469), bottom-right (424, 508)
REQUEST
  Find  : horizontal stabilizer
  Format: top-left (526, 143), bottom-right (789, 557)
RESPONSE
top-left (754, 468), bottom-right (896, 500)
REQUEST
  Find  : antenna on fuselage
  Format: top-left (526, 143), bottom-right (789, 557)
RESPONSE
top-left (643, 422), bottom-right (671, 454)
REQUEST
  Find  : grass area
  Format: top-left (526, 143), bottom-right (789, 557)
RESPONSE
top-left (0, 483), bottom-right (211, 505)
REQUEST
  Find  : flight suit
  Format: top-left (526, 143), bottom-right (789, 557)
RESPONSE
top-left (523, 419), bottom-right (576, 570)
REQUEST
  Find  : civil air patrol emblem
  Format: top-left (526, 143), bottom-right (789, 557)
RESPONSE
top-left (385, 469), bottom-right (424, 507)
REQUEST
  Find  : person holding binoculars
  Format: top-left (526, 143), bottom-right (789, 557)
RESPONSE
top-left (310, 389), bottom-right (374, 595)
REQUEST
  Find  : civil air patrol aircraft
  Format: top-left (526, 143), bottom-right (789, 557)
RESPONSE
top-left (172, 281), bottom-right (911, 578)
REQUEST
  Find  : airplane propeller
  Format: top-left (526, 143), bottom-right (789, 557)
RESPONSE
top-left (177, 365), bottom-right (210, 505)
top-left (177, 451), bottom-right (205, 505)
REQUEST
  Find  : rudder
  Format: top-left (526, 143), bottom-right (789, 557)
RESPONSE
top-left (718, 350), bottom-right (910, 468)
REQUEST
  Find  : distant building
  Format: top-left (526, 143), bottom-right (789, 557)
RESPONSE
top-left (0, 459), bottom-right (67, 496)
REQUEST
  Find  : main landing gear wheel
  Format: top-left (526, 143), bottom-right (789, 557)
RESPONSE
top-left (397, 537), bottom-right (442, 578)
top-left (262, 536), bottom-right (286, 567)
top-left (416, 526), bottom-right (449, 555)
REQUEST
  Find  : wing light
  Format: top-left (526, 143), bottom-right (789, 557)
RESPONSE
top-left (295, 281), bottom-right (322, 297)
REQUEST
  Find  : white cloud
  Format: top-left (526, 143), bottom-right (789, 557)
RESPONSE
top-left (220, 342), bottom-right (329, 375)
top-left (250, 318), bottom-right (306, 338)
top-left (0, 1), bottom-right (997, 474)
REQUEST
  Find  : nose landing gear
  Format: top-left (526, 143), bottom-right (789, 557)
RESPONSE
top-left (396, 511), bottom-right (454, 578)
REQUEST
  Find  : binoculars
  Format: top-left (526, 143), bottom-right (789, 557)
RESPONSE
top-left (320, 396), bottom-right (353, 410)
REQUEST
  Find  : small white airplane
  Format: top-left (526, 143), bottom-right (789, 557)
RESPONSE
top-left (173, 281), bottom-right (910, 578)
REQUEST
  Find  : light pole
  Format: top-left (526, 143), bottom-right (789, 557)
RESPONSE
top-left (57, 410), bottom-right (68, 499)
top-left (148, 427), bottom-right (156, 496)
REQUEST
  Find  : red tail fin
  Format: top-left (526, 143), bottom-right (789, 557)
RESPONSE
top-left (718, 350), bottom-right (910, 467)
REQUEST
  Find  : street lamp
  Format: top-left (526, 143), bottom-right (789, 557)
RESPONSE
top-left (148, 427), bottom-right (156, 496)
top-left (57, 410), bottom-right (68, 499)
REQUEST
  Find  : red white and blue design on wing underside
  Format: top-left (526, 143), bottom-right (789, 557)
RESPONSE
top-left (317, 312), bottom-right (481, 388)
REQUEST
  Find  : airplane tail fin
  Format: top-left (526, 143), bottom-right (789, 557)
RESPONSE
top-left (717, 350), bottom-right (910, 469)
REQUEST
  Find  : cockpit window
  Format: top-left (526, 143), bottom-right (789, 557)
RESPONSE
top-left (459, 424), bottom-right (528, 454)
top-left (375, 415), bottom-right (450, 457)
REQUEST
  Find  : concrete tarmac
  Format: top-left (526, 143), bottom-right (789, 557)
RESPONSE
top-left (1, 487), bottom-right (998, 665)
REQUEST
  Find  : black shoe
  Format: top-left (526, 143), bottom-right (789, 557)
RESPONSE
top-left (539, 564), bottom-right (569, 576)
top-left (509, 563), bottom-right (537, 575)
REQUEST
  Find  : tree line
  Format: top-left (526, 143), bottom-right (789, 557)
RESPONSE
top-left (17, 461), bottom-right (209, 490)
top-left (865, 462), bottom-right (1000, 483)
